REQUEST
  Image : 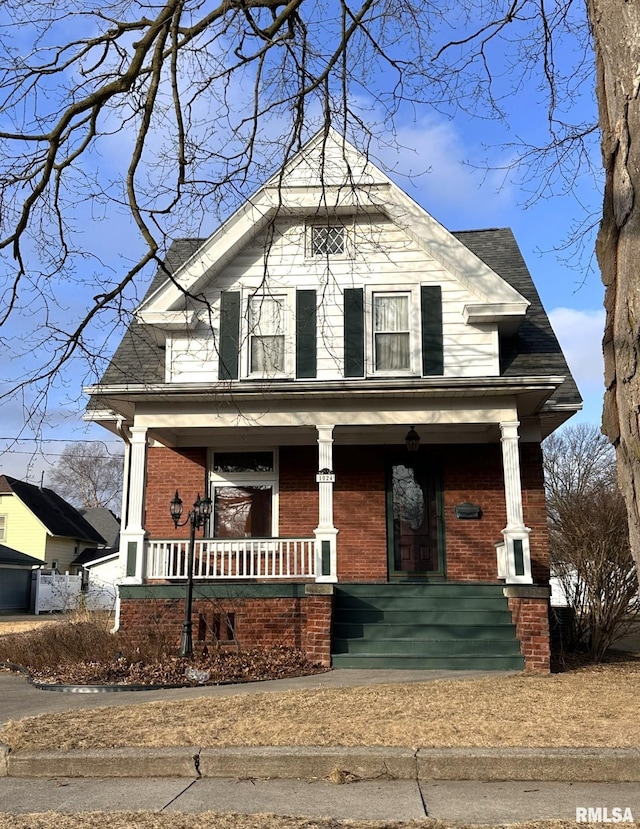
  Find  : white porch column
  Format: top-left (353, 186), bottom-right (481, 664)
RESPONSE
top-left (119, 426), bottom-right (148, 584)
top-left (314, 424), bottom-right (338, 583)
top-left (499, 421), bottom-right (533, 584)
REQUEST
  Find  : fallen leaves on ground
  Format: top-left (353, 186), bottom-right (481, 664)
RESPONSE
top-left (23, 646), bottom-right (327, 686)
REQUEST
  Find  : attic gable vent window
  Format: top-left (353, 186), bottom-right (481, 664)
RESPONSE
top-left (310, 225), bottom-right (345, 257)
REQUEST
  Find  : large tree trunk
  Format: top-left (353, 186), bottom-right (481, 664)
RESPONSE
top-left (590, 1), bottom-right (640, 575)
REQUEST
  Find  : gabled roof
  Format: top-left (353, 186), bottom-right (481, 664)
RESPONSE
top-left (92, 230), bottom-right (581, 410)
top-left (71, 547), bottom-right (119, 567)
top-left (0, 544), bottom-right (43, 567)
top-left (78, 508), bottom-right (121, 549)
top-left (0, 476), bottom-right (106, 544)
top-left (136, 128), bottom-right (529, 327)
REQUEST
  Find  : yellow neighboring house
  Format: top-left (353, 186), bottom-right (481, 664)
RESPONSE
top-left (0, 474), bottom-right (105, 577)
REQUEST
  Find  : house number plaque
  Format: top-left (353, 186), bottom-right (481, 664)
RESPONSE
top-left (316, 471), bottom-right (335, 483)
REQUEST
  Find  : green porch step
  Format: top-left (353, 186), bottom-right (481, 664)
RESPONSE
top-left (330, 583), bottom-right (525, 671)
top-left (330, 653), bottom-right (526, 670)
top-left (336, 595), bottom-right (512, 611)
top-left (334, 609), bottom-right (513, 625)
top-left (333, 622), bottom-right (516, 641)
top-left (332, 636), bottom-right (522, 657)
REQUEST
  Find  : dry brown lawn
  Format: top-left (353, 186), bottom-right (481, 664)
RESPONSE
top-left (0, 618), bottom-right (60, 636)
top-left (3, 661), bottom-right (640, 753)
top-left (0, 816), bottom-right (618, 829)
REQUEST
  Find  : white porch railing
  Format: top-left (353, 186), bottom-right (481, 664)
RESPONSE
top-left (146, 538), bottom-right (317, 580)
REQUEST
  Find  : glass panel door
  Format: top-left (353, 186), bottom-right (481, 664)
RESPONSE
top-left (387, 458), bottom-right (444, 578)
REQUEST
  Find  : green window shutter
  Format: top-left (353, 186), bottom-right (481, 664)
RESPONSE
top-left (218, 291), bottom-right (241, 380)
top-left (421, 285), bottom-right (444, 376)
top-left (344, 288), bottom-right (365, 377)
top-left (296, 290), bottom-right (317, 379)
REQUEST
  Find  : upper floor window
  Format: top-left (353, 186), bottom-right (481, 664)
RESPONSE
top-left (309, 225), bottom-right (345, 257)
top-left (249, 295), bottom-right (286, 375)
top-left (0, 515), bottom-right (6, 542)
top-left (373, 293), bottom-right (411, 371)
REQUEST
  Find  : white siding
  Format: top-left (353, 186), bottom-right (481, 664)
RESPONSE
top-left (167, 215), bottom-right (500, 383)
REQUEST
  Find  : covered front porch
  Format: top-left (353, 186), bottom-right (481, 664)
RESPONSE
top-left (113, 382), bottom-right (558, 589)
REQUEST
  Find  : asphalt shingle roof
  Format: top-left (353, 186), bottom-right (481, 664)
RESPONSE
top-left (0, 476), bottom-right (106, 544)
top-left (0, 544), bottom-right (43, 567)
top-left (99, 239), bottom-right (202, 386)
top-left (78, 508), bottom-right (121, 549)
top-left (95, 229), bottom-right (581, 408)
top-left (453, 228), bottom-right (582, 408)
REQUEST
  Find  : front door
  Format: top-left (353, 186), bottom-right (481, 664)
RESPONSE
top-left (386, 456), bottom-right (444, 578)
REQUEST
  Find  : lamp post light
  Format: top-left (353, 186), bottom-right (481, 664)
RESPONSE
top-left (405, 426), bottom-right (421, 452)
top-left (170, 490), bottom-right (212, 657)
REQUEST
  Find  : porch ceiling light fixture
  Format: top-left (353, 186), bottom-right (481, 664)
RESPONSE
top-left (170, 491), bottom-right (212, 657)
top-left (405, 426), bottom-right (421, 452)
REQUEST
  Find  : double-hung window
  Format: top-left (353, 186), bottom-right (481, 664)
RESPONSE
top-left (0, 515), bottom-right (6, 542)
top-left (373, 293), bottom-right (411, 372)
top-left (249, 295), bottom-right (286, 375)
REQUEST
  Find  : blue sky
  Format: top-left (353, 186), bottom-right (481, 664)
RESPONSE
top-left (0, 28), bottom-right (605, 484)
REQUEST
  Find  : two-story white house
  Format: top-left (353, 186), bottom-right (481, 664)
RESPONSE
top-left (85, 128), bottom-right (581, 671)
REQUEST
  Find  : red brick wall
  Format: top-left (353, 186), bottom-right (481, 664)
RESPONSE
top-left (278, 445), bottom-right (387, 581)
top-left (333, 446), bottom-right (387, 582)
top-left (443, 445), bottom-right (506, 581)
top-left (279, 446), bottom-right (318, 536)
top-left (119, 593), bottom-right (332, 666)
top-left (142, 440), bottom-right (549, 585)
top-left (145, 447), bottom-right (207, 537)
top-left (507, 596), bottom-right (551, 672)
top-left (443, 443), bottom-right (549, 584)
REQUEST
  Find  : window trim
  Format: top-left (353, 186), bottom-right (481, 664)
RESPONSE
top-left (368, 288), bottom-right (419, 376)
top-left (244, 292), bottom-right (292, 379)
top-left (208, 448), bottom-right (279, 537)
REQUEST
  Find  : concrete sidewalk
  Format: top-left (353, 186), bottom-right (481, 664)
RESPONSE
top-left (1, 777), bottom-right (640, 823)
top-left (0, 667), bottom-right (509, 725)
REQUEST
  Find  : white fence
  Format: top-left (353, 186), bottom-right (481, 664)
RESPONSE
top-left (146, 538), bottom-right (317, 580)
top-left (31, 571), bottom-right (117, 614)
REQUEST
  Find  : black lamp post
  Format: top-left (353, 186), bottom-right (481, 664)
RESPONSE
top-left (170, 490), bottom-right (212, 657)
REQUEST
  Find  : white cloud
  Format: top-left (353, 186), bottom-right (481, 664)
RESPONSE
top-left (369, 115), bottom-right (514, 227)
top-left (548, 307), bottom-right (605, 424)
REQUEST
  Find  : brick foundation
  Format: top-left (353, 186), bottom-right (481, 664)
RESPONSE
top-left (119, 588), bottom-right (333, 667)
top-left (506, 590), bottom-right (551, 672)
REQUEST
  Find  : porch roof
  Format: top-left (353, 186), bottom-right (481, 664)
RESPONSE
top-left (85, 375), bottom-right (570, 447)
